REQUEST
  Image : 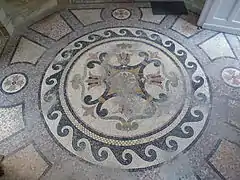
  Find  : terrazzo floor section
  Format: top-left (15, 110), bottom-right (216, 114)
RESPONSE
top-left (0, 3), bottom-right (240, 180)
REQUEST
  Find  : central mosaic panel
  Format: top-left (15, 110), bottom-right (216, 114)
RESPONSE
top-left (67, 40), bottom-right (186, 138)
top-left (40, 27), bottom-right (210, 169)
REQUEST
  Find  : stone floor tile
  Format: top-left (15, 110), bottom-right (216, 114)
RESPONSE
top-left (0, 104), bottom-right (25, 142)
top-left (43, 159), bottom-right (134, 180)
top-left (10, 37), bottom-right (46, 65)
top-left (2, 0), bottom-right (57, 26)
top-left (225, 34), bottom-right (240, 60)
top-left (209, 140), bottom-right (240, 180)
top-left (181, 12), bottom-right (199, 25)
top-left (172, 18), bottom-right (199, 37)
top-left (132, 154), bottom-right (197, 180)
top-left (199, 33), bottom-right (235, 61)
top-left (0, 3), bottom-right (239, 179)
top-left (2, 144), bottom-right (50, 180)
top-left (71, 9), bottom-right (103, 26)
top-left (0, 36), bottom-right (8, 55)
top-left (228, 99), bottom-right (240, 130)
top-left (30, 14), bottom-right (72, 40)
top-left (140, 8), bottom-right (165, 24)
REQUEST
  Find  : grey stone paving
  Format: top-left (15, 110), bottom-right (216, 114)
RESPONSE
top-left (0, 3), bottom-right (239, 180)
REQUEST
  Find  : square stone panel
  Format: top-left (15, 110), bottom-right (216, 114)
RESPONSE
top-left (228, 99), bottom-right (240, 130)
top-left (0, 35), bottom-right (8, 55)
top-left (172, 18), bottom-right (199, 37)
top-left (71, 9), bottom-right (103, 26)
top-left (10, 37), bottom-right (46, 65)
top-left (140, 8), bottom-right (165, 24)
top-left (2, 144), bottom-right (50, 180)
top-left (209, 140), bottom-right (240, 180)
top-left (0, 104), bottom-right (25, 142)
top-left (199, 33), bottom-right (235, 60)
top-left (30, 13), bottom-right (72, 40)
top-left (2, 0), bottom-right (57, 26)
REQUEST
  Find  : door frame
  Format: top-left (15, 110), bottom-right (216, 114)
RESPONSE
top-left (197, 0), bottom-right (213, 27)
top-left (197, 0), bottom-right (240, 35)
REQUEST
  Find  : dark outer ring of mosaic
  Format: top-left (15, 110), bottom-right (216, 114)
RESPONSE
top-left (42, 28), bottom-right (208, 165)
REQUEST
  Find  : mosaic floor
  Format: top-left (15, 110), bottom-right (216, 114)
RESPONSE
top-left (0, 3), bottom-right (240, 180)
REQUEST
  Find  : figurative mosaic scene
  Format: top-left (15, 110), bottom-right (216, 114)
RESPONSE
top-left (0, 1), bottom-right (239, 179)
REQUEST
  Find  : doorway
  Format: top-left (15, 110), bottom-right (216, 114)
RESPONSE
top-left (184, 0), bottom-right (206, 14)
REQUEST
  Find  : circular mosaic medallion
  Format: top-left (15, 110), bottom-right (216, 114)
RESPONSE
top-left (112, 8), bottom-right (131, 20)
top-left (222, 67), bottom-right (240, 88)
top-left (40, 27), bottom-right (210, 169)
top-left (1, 73), bottom-right (27, 94)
